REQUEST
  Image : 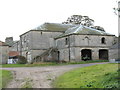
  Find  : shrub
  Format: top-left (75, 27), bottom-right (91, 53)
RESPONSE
top-left (16, 55), bottom-right (27, 64)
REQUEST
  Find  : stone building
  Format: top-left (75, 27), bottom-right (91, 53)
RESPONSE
top-left (55, 25), bottom-right (116, 62)
top-left (109, 2), bottom-right (120, 63)
top-left (109, 42), bottom-right (120, 63)
top-left (5, 37), bottom-right (14, 47)
top-left (4, 37), bottom-right (20, 64)
top-left (20, 23), bottom-right (116, 63)
top-left (20, 23), bottom-right (76, 63)
top-left (5, 37), bottom-right (20, 51)
top-left (0, 41), bottom-right (9, 64)
top-left (10, 41), bottom-right (20, 51)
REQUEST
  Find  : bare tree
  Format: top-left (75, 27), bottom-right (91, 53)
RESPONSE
top-left (113, 1), bottom-right (120, 15)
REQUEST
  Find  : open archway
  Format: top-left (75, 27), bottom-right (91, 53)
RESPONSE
top-left (99, 49), bottom-right (108, 60)
top-left (81, 49), bottom-right (92, 61)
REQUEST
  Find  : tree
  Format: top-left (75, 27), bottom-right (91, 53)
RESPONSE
top-left (62, 15), bottom-right (105, 31)
top-left (113, 1), bottom-right (120, 16)
top-left (114, 1), bottom-right (120, 36)
top-left (16, 55), bottom-right (27, 64)
top-left (62, 15), bottom-right (94, 27)
top-left (91, 26), bottom-right (105, 32)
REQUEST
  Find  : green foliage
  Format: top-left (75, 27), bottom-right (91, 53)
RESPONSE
top-left (2, 64), bottom-right (26, 67)
top-left (82, 56), bottom-right (90, 60)
top-left (53, 64), bottom-right (119, 88)
top-left (16, 55), bottom-right (27, 64)
top-left (62, 15), bottom-right (94, 27)
top-left (0, 70), bottom-right (13, 88)
top-left (68, 60), bottom-right (108, 64)
top-left (2, 60), bottom-right (108, 67)
top-left (0, 70), bottom-right (2, 89)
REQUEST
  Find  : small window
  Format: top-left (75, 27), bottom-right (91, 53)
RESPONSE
top-left (65, 38), bottom-right (69, 45)
top-left (24, 36), bottom-right (26, 43)
top-left (101, 37), bottom-right (106, 44)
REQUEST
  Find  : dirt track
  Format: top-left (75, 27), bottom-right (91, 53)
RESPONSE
top-left (1, 62), bottom-right (108, 88)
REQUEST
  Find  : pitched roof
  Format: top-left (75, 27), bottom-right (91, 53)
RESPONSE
top-left (9, 51), bottom-right (19, 57)
top-left (33, 22), bottom-right (76, 32)
top-left (5, 40), bottom-right (19, 47)
top-left (55, 25), bottom-right (114, 39)
top-left (0, 41), bottom-right (8, 46)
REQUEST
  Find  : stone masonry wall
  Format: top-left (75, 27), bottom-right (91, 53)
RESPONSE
top-left (56, 34), bottom-right (115, 61)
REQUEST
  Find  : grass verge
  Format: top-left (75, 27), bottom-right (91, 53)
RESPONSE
top-left (2, 60), bottom-right (108, 67)
top-left (0, 70), bottom-right (13, 88)
top-left (53, 63), bottom-right (120, 88)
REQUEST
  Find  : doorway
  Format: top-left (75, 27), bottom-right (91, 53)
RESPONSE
top-left (81, 49), bottom-right (92, 61)
top-left (99, 49), bottom-right (108, 60)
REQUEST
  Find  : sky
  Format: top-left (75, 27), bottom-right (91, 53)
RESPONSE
top-left (0, 0), bottom-right (118, 42)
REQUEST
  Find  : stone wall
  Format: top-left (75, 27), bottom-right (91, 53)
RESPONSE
top-left (55, 34), bottom-right (115, 61)
top-left (0, 45), bottom-right (9, 64)
top-left (10, 41), bottom-right (20, 51)
top-left (20, 30), bottom-right (62, 62)
top-left (74, 35), bottom-right (115, 47)
top-left (109, 49), bottom-right (118, 61)
top-left (31, 31), bottom-right (62, 49)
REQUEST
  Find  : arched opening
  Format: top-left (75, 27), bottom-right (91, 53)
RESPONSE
top-left (81, 49), bottom-right (92, 61)
top-left (99, 49), bottom-right (108, 60)
top-left (65, 38), bottom-right (69, 45)
top-left (101, 37), bottom-right (106, 44)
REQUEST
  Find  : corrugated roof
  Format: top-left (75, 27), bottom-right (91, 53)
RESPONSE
top-left (33, 22), bottom-right (76, 31)
top-left (55, 25), bottom-right (114, 39)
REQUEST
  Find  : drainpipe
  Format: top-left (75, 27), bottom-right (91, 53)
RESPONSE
top-left (68, 36), bottom-right (70, 62)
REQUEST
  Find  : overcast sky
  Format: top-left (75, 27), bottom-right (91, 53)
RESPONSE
top-left (0, 0), bottom-right (118, 42)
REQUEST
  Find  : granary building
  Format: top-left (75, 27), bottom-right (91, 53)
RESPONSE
top-left (20, 23), bottom-right (116, 63)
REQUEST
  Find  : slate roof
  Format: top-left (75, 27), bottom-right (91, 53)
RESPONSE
top-left (33, 22), bottom-right (76, 32)
top-left (6, 40), bottom-right (19, 47)
top-left (55, 25), bottom-right (114, 39)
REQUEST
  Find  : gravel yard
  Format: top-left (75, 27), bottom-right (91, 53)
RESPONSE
top-left (1, 62), bottom-right (108, 88)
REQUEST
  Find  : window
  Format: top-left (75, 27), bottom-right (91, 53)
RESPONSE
top-left (24, 36), bottom-right (26, 43)
top-left (101, 37), bottom-right (106, 44)
top-left (65, 38), bottom-right (69, 45)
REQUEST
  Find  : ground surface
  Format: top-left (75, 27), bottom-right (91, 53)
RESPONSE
top-left (53, 63), bottom-right (119, 88)
top-left (1, 62), bottom-right (108, 88)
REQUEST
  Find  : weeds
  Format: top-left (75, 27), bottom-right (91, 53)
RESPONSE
top-left (21, 78), bottom-right (33, 88)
